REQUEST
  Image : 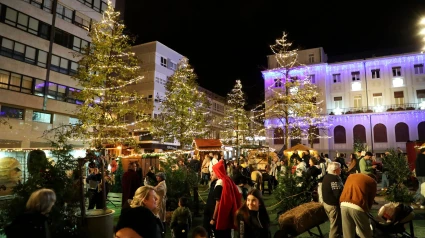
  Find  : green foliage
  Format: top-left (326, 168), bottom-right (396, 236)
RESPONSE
top-left (159, 156), bottom-right (198, 211)
top-left (151, 58), bottom-right (210, 149)
top-left (111, 158), bottom-right (123, 193)
top-left (0, 143), bottom-right (79, 237)
top-left (382, 150), bottom-right (414, 203)
top-left (219, 80), bottom-right (250, 146)
top-left (274, 164), bottom-right (315, 213)
top-left (72, 3), bottom-right (150, 149)
top-left (353, 137), bottom-right (366, 152)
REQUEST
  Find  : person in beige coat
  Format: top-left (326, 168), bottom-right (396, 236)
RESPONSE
top-left (200, 154), bottom-right (211, 185)
top-left (155, 172), bottom-right (167, 224)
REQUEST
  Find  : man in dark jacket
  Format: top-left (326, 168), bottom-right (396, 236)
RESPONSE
top-left (322, 162), bottom-right (344, 238)
top-left (121, 162), bottom-right (141, 208)
top-left (415, 148), bottom-right (425, 208)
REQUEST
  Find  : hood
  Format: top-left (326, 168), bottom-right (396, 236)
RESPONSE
top-left (212, 160), bottom-right (227, 179)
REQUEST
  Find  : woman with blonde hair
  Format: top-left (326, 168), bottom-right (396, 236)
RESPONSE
top-left (5, 188), bottom-right (56, 238)
top-left (116, 185), bottom-right (165, 238)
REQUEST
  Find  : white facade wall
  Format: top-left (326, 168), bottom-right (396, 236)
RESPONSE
top-left (263, 49), bottom-right (425, 155)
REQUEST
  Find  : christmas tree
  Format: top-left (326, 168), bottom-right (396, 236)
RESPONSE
top-left (151, 57), bottom-right (210, 149)
top-left (262, 32), bottom-right (327, 149)
top-left (73, 1), bottom-right (150, 149)
top-left (219, 80), bottom-right (250, 150)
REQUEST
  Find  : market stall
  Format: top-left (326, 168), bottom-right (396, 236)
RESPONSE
top-left (193, 139), bottom-right (223, 161)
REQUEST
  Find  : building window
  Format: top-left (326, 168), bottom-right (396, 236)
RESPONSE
top-left (308, 54), bottom-right (314, 63)
top-left (334, 96), bottom-right (343, 108)
top-left (160, 57), bottom-right (167, 67)
top-left (334, 125), bottom-right (346, 144)
top-left (372, 93), bottom-right (382, 106)
top-left (274, 78), bottom-right (282, 87)
top-left (394, 91), bottom-right (404, 105)
top-left (392, 67), bottom-right (401, 77)
top-left (69, 117), bottom-right (79, 125)
top-left (290, 138), bottom-right (301, 147)
top-left (0, 106), bottom-right (24, 120)
top-left (351, 71), bottom-right (360, 81)
top-left (373, 123), bottom-right (387, 143)
top-left (353, 124), bottom-right (366, 143)
top-left (56, 3), bottom-right (73, 23)
top-left (354, 95), bottom-right (362, 108)
top-left (371, 69), bottom-right (380, 79)
top-left (0, 37), bottom-right (79, 76)
top-left (309, 74), bottom-right (315, 84)
top-left (395, 122), bottom-right (409, 142)
top-left (273, 128), bottom-right (284, 144)
top-left (168, 61), bottom-right (176, 70)
top-left (414, 64), bottom-right (424, 75)
top-left (417, 89), bottom-right (425, 102)
top-left (392, 77), bottom-right (404, 87)
top-left (32, 111), bottom-right (52, 123)
top-left (418, 121), bottom-right (425, 141)
top-left (333, 74), bottom-right (341, 83)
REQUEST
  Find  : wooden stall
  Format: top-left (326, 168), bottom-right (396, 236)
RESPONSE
top-left (193, 139), bottom-right (223, 163)
top-left (120, 154), bottom-right (162, 174)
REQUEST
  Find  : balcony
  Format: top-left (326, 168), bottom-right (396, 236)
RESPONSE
top-left (328, 103), bottom-right (424, 115)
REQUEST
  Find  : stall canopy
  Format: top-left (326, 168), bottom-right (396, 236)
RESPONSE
top-left (284, 144), bottom-right (313, 153)
top-left (193, 139), bottom-right (222, 151)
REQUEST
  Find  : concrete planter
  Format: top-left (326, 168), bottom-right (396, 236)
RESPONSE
top-left (77, 209), bottom-right (115, 238)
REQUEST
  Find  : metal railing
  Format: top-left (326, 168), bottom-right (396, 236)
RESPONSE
top-left (327, 103), bottom-right (422, 115)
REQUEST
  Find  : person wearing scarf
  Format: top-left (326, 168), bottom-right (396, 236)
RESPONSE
top-left (210, 160), bottom-right (242, 238)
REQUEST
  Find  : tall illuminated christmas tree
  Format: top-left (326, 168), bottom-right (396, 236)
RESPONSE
top-left (73, 2), bottom-right (150, 149)
top-left (263, 32), bottom-right (327, 150)
top-left (151, 57), bottom-right (210, 149)
top-left (219, 80), bottom-right (250, 149)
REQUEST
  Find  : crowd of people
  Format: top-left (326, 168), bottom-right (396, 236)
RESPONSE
top-left (3, 147), bottom-right (425, 238)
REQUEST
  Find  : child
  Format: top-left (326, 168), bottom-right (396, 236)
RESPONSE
top-left (191, 226), bottom-right (207, 238)
top-left (171, 197), bottom-right (192, 238)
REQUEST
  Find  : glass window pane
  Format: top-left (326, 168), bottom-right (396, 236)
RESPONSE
top-left (34, 79), bottom-right (45, 96)
top-left (10, 74), bottom-right (21, 86)
top-left (64, 8), bottom-right (73, 22)
top-left (32, 111), bottom-right (51, 123)
top-left (48, 82), bottom-right (57, 99)
top-left (5, 8), bottom-right (17, 25)
top-left (81, 40), bottom-right (88, 51)
top-left (57, 85), bottom-right (66, 100)
top-left (13, 42), bottom-right (25, 61)
top-left (39, 23), bottom-right (50, 39)
top-left (70, 62), bottom-right (78, 75)
top-left (57, 4), bottom-right (64, 17)
top-left (17, 13), bottom-right (29, 29)
top-left (51, 55), bottom-right (60, 66)
top-left (1, 106), bottom-right (24, 119)
top-left (28, 18), bottom-right (39, 35)
top-left (0, 70), bottom-right (10, 89)
top-left (25, 46), bottom-right (36, 64)
top-left (60, 58), bottom-right (69, 74)
top-left (22, 76), bottom-right (32, 88)
top-left (73, 37), bottom-right (81, 51)
top-left (37, 50), bottom-right (47, 67)
top-left (1, 38), bottom-right (14, 57)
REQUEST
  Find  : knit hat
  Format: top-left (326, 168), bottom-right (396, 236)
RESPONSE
top-left (156, 172), bottom-right (166, 180)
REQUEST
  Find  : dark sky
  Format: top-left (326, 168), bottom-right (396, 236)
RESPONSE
top-left (123, 0), bottom-right (425, 108)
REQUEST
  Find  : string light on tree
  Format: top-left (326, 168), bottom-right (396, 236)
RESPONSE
top-left (219, 80), bottom-right (250, 151)
top-left (151, 57), bottom-right (211, 149)
top-left (257, 32), bottom-right (330, 149)
top-left (72, 1), bottom-right (151, 149)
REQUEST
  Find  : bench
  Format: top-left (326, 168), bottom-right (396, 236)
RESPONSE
top-left (107, 192), bottom-right (122, 207)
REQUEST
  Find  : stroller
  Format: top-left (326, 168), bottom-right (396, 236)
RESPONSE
top-left (368, 203), bottom-right (415, 238)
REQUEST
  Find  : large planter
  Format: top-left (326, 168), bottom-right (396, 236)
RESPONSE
top-left (76, 209), bottom-right (115, 238)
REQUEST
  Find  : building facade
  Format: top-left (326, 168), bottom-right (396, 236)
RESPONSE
top-left (0, 0), bottom-right (112, 196)
top-left (0, 0), bottom-right (112, 149)
top-left (132, 41), bottom-right (226, 152)
top-left (263, 48), bottom-right (425, 154)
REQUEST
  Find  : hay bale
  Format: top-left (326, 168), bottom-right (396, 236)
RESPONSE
top-left (278, 202), bottom-right (328, 235)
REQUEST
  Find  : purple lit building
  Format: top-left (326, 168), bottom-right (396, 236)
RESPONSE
top-left (262, 48), bottom-right (425, 155)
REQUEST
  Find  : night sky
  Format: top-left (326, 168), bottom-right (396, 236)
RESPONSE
top-left (123, 0), bottom-right (425, 108)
